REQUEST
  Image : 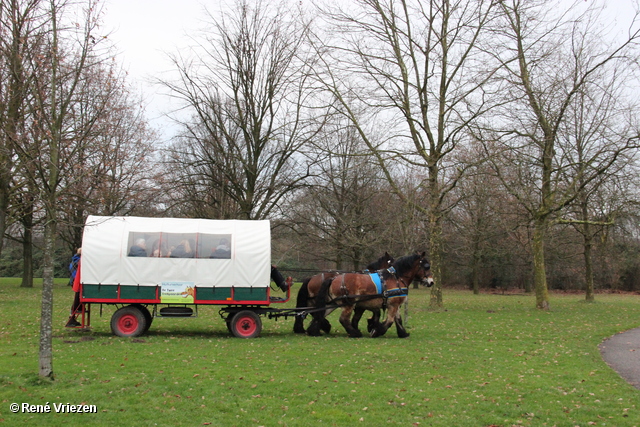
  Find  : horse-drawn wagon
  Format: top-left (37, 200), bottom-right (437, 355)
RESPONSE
top-left (74, 215), bottom-right (292, 338)
top-left (72, 215), bottom-right (433, 339)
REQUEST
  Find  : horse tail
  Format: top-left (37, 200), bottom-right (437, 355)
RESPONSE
top-left (317, 276), bottom-right (337, 309)
top-left (296, 277), bottom-right (311, 308)
top-left (293, 277), bottom-right (312, 334)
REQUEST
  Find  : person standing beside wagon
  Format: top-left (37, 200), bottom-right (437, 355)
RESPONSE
top-left (68, 248), bottom-right (81, 286)
top-left (65, 249), bottom-right (83, 328)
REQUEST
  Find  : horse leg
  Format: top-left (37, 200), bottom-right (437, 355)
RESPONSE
top-left (293, 316), bottom-right (306, 334)
top-left (351, 306), bottom-right (365, 331)
top-left (394, 313), bottom-right (410, 338)
top-left (295, 310), bottom-right (330, 335)
top-left (294, 279), bottom-right (312, 334)
top-left (386, 298), bottom-right (410, 338)
top-left (302, 296), bottom-right (331, 334)
top-left (339, 306), bottom-right (362, 338)
top-left (370, 305), bottom-right (398, 338)
top-left (366, 309), bottom-right (381, 333)
top-left (370, 314), bottom-right (392, 337)
top-left (352, 307), bottom-right (382, 333)
top-left (306, 305), bottom-right (327, 337)
top-left (320, 306), bottom-right (335, 334)
top-left (306, 317), bottom-right (322, 336)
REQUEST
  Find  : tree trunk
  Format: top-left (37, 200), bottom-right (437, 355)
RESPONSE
top-left (38, 218), bottom-right (56, 378)
top-left (428, 167), bottom-right (444, 308)
top-left (471, 232), bottom-right (481, 295)
top-left (429, 247), bottom-right (444, 308)
top-left (20, 196), bottom-right (34, 288)
top-left (582, 213), bottom-right (595, 302)
top-left (0, 189), bottom-right (7, 258)
top-left (583, 233), bottom-right (594, 302)
top-left (20, 218), bottom-right (34, 288)
top-left (429, 216), bottom-right (444, 308)
top-left (532, 218), bottom-right (550, 310)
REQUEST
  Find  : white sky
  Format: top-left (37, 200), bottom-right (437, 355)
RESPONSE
top-left (100, 0), bottom-right (639, 142)
top-left (102, 0), bottom-right (209, 140)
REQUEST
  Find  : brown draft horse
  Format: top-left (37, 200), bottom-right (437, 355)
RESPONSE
top-left (307, 252), bottom-right (433, 338)
top-left (293, 252), bottom-right (394, 334)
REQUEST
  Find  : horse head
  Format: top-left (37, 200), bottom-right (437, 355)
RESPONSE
top-left (379, 251), bottom-right (394, 269)
top-left (390, 252), bottom-right (434, 288)
top-left (416, 253), bottom-right (434, 288)
top-left (366, 252), bottom-right (395, 272)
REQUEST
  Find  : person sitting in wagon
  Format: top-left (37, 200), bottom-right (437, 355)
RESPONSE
top-left (209, 238), bottom-right (231, 259)
top-left (150, 239), bottom-right (169, 257)
top-left (170, 239), bottom-right (195, 258)
top-left (128, 238), bottom-right (148, 257)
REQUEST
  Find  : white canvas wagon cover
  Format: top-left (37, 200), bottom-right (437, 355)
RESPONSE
top-left (81, 216), bottom-right (271, 288)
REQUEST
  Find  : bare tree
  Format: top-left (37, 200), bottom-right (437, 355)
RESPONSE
top-left (291, 120), bottom-right (391, 270)
top-left (13, 0), bottom-right (111, 378)
top-left (57, 64), bottom-right (159, 252)
top-left (161, 0), bottom-right (322, 220)
top-left (313, 0), bottom-right (499, 307)
top-left (560, 88), bottom-right (640, 301)
top-left (486, 0), bottom-right (640, 309)
top-left (0, 0), bottom-right (45, 259)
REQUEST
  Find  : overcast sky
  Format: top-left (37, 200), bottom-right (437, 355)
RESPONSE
top-left (102, 0), bottom-right (209, 140)
top-left (101, 0), bottom-right (639, 141)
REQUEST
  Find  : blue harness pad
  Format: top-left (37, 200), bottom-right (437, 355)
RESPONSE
top-left (370, 273), bottom-right (384, 294)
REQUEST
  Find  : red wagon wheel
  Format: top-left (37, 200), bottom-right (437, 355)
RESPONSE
top-left (133, 304), bottom-right (153, 333)
top-left (111, 305), bottom-right (147, 337)
top-left (229, 310), bottom-right (262, 338)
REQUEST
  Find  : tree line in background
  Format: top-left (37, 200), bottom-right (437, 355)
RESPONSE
top-left (2, 0), bottom-right (640, 316)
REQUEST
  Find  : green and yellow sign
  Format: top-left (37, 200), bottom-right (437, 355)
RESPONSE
top-left (161, 282), bottom-right (195, 303)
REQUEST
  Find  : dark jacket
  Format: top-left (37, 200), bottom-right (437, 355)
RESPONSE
top-left (128, 245), bottom-right (147, 257)
top-left (170, 244), bottom-right (194, 258)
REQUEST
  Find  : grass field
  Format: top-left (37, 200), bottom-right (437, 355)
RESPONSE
top-left (1, 279), bottom-right (640, 426)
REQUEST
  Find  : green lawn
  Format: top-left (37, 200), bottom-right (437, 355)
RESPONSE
top-left (1, 279), bottom-right (640, 426)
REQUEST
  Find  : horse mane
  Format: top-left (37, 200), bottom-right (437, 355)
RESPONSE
top-left (381, 268), bottom-right (394, 281)
top-left (365, 259), bottom-right (380, 272)
top-left (394, 253), bottom-right (420, 273)
top-left (365, 252), bottom-right (392, 271)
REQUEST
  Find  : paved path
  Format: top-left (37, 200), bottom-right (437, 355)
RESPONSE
top-left (599, 328), bottom-right (640, 390)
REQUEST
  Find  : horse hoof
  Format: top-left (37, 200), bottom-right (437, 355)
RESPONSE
top-left (367, 319), bottom-right (376, 333)
top-left (320, 319), bottom-right (332, 334)
top-left (306, 322), bottom-right (322, 337)
top-left (370, 325), bottom-right (387, 337)
top-left (293, 318), bottom-right (307, 334)
top-left (370, 329), bottom-right (380, 338)
top-left (399, 332), bottom-right (410, 338)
